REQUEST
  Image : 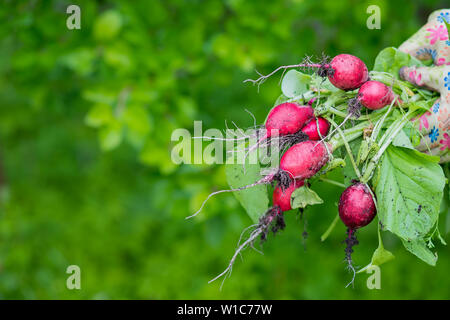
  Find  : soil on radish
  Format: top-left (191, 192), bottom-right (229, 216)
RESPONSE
top-left (338, 182), bottom-right (377, 287)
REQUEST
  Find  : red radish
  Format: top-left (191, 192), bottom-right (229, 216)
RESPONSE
top-left (338, 182), bottom-right (376, 287)
top-left (280, 140), bottom-right (330, 180)
top-left (189, 141), bottom-right (329, 219)
top-left (338, 183), bottom-right (376, 229)
top-left (301, 117), bottom-right (330, 140)
top-left (245, 54), bottom-right (368, 92)
top-left (273, 179), bottom-right (304, 212)
top-left (354, 80), bottom-right (396, 110)
top-left (327, 54), bottom-right (369, 91)
top-left (241, 102), bottom-right (313, 163)
top-left (194, 103), bottom-right (313, 156)
top-left (264, 103), bottom-right (314, 138)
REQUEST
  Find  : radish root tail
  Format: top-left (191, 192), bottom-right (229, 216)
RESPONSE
top-left (343, 228), bottom-right (359, 288)
top-left (186, 174), bottom-right (275, 220)
top-left (209, 207), bottom-right (284, 289)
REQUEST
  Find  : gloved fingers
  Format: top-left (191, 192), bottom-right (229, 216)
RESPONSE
top-left (415, 129), bottom-right (447, 153)
top-left (398, 9), bottom-right (450, 63)
top-left (412, 99), bottom-right (449, 153)
top-left (412, 108), bottom-right (438, 137)
top-left (398, 24), bottom-right (435, 60)
top-left (399, 65), bottom-right (449, 92)
top-left (438, 150), bottom-right (450, 163)
top-left (415, 129), bottom-right (449, 160)
top-left (398, 9), bottom-right (450, 164)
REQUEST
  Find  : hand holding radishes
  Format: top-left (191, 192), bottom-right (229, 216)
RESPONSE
top-left (398, 66), bottom-right (449, 162)
top-left (396, 9), bottom-right (448, 162)
top-left (189, 18), bottom-right (448, 288)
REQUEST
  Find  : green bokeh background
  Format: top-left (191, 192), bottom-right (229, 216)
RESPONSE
top-left (0, 0), bottom-right (449, 299)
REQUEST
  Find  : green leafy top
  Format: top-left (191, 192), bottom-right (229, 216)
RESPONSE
top-left (376, 146), bottom-right (445, 264)
top-left (372, 47), bottom-right (424, 77)
top-left (225, 143), bottom-right (269, 223)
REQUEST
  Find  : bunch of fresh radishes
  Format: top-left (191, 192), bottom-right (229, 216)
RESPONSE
top-left (190, 52), bottom-right (433, 288)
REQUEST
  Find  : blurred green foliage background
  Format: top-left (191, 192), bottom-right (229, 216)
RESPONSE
top-left (0, 0), bottom-right (449, 299)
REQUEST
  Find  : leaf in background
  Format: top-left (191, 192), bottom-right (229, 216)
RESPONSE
top-left (373, 47), bottom-right (424, 78)
top-left (225, 143), bottom-right (269, 223)
top-left (140, 139), bottom-right (177, 174)
top-left (124, 104), bottom-right (152, 148)
top-left (85, 103), bottom-right (114, 128)
top-left (281, 70), bottom-right (311, 98)
top-left (123, 105), bottom-right (152, 133)
top-left (59, 47), bottom-right (96, 76)
top-left (401, 238), bottom-right (437, 266)
top-left (104, 47), bottom-right (132, 71)
top-left (99, 121), bottom-right (123, 151)
top-left (82, 90), bottom-right (116, 105)
top-left (291, 186), bottom-right (323, 209)
top-left (94, 10), bottom-right (123, 41)
top-left (376, 146), bottom-right (445, 244)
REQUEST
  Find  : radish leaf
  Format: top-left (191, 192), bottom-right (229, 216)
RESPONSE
top-left (401, 238), bottom-right (437, 266)
top-left (225, 143), bottom-right (269, 223)
top-left (373, 47), bottom-right (424, 78)
top-left (376, 146), bottom-right (445, 263)
top-left (281, 70), bottom-right (311, 98)
top-left (291, 186), bottom-right (323, 209)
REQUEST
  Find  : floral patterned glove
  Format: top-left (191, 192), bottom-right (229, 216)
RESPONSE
top-left (398, 9), bottom-right (449, 163)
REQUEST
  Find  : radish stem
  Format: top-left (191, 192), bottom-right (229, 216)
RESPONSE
top-left (319, 178), bottom-right (346, 188)
top-left (321, 213), bottom-right (340, 242)
top-left (328, 118), bottom-right (361, 180)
